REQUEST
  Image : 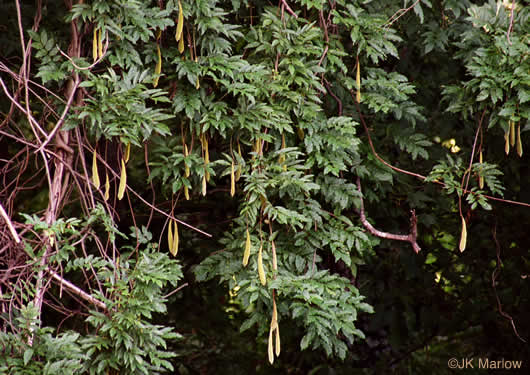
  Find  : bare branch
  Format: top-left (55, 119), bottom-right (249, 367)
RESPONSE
top-left (49, 269), bottom-right (107, 311)
top-left (356, 177), bottom-right (421, 253)
top-left (0, 203), bottom-right (21, 243)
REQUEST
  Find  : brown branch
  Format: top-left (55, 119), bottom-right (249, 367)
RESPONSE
top-left (491, 224), bottom-right (526, 342)
top-left (49, 269), bottom-right (107, 311)
top-left (324, 80), bottom-right (342, 116)
top-left (384, 0), bottom-right (422, 29)
top-left (355, 177), bottom-right (421, 253)
top-left (0, 203), bottom-right (21, 243)
top-left (280, 0), bottom-right (298, 19)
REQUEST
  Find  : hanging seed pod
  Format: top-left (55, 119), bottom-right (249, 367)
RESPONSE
top-left (478, 151), bottom-right (484, 189)
top-left (235, 163), bottom-right (241, 181)
top-left (104, 173), bottom-right (110, 201)
top-left (517, 123), bottom-right (523, 157)
top-left (98, 28), bottom-right (103, 59)
top-left (195, 56), bottom-right (200, 89)
top-left (178, 34), bottom-right (185, 54)
top-left (92, 28), bottom-right (98, 62)
top-left (202, 175), bottom-right (207, 196)
top-left (92, 149), bottom-right (100, 189)
top-left (356, 59), bottom-right (361, 103)
top-left (171, 220), bottom-right (179, 256)
top-left (275, 324), bottom-right (281, 356)
top-left (296, 127), bottom-right (305, 141)
top-left (203, 137), bottom-right (210, 182)
top-left (230, 159), bottom-right (236, 197)
top-left (154, 44), bottom-right (162, 88)
top-left (504, 130), bottom-right (510, 155)
top-left (184, 185), bottom-right (190, 200)
top-left (268, 325), bottom-right (275, 364)
top-left (117, 158), bottom-right (127, 200)
top-left (271, 240), bottom-right (277, 271)
top-left (175, 0), bottom-right (184, 42)
top-left (167, 219), bottom-right (174, 253)
top-left (124, 143), bottom-right (131, 163)
top-left (258, 244), bottom-right (266, 286)
top-left (184, 144), bottom-right (190, 177)
top-left (510, 121), bottom-right (516, 147)
top-left (272, 296), bottom-right (279, 354)
top-left (243, 229), bottom-right (251, 266)
top-left (459, 216), bottom-right (467, 252)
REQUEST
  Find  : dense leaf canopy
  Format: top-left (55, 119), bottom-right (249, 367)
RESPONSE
top-left (0, 0), bottom-right (529, 373)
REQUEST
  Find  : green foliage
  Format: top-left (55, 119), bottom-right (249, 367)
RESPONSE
top-left (2, 0), bottom-right (530, 373)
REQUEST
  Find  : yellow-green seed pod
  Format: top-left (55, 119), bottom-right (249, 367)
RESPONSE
top-left (92, 28), bottom-right (98, 62)
top-left (124, 143), bottom-right (131, 163)
top-left (504, 130), bottom-right (510, 155)
top-left (258, 244), bottom-right (266, 286)
top-left (184, 143), bottom-right (190, 177)
top-left (117, 158), bottom-right (127, 200)
top-left (92, 149), bottom-right (100, 189)
top-left (184, 185), bottom-right (190, 200)
top-left (175, 0), bottom-right (184, 42)
top-left (268, 325), bottom-right (274, 364)
top-left (275, 323), bottom-right (281, 356)
top-left (296, 127), bottom-right (305, 141)
top-left (202, 175), bottom-right (207, 196)
top-left (356, 60), bottom-right (361, 103)
top-left (168, 219), bottom-right (174, 253)
top-left (154, 44), bottom-right (162, 88)
top-left (243, 229), bottom-right (251, 266)
top-left (459, 217), bottom-right (467, 252)
top-left (178, 34), bottom-right (185, 53)
top-left (271, 240), bottom-right (277, 271)
top-left (517, 123), bottom-right (523, 157)
top-left (510, 121), bottom-right (515, 147)
top-left (230, 159), bottom-right (235, 197)
top-left (104, 173), bottom-right (110, 201)
top-left (478, 151), bottom-right (484, 189)
top-left (98, 28), bottom-right (103, 59)
top-left (171, 220), bottom-right (179, 256)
